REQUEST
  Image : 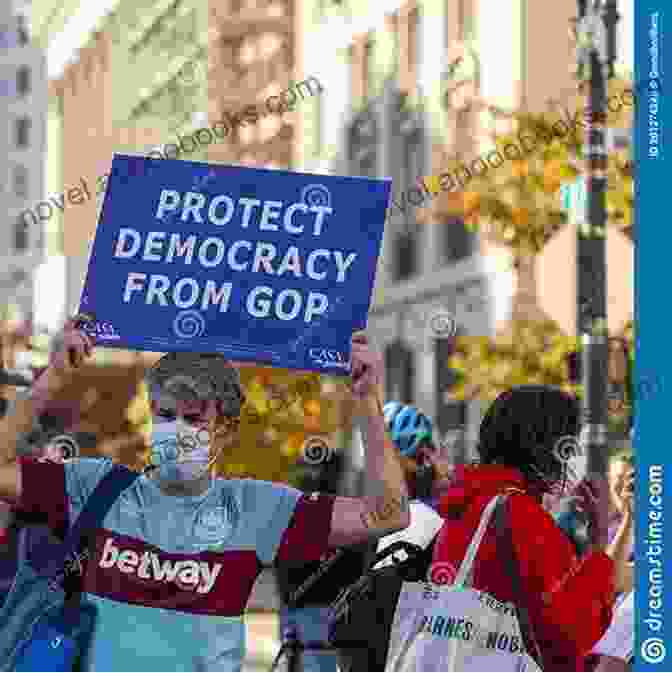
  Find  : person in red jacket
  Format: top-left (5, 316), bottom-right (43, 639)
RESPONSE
top-left (432, 385), bottom-right (615, 671)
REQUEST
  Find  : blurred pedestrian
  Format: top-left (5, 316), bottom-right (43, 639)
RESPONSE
top-left (274, 451), bottom-right (371, 672)
top-left (376, 403), bottom-right (446, 557)
top-left (0, 367), bottom-right (32, 555)
top-left (607, 454), bottom-right (634, 595)
top-left (587, 471), bottom-right (634, 672)
top-left (431, 385), bottom-right (615, 671)
top-left (382, 402), bottom-right (454, 508)
top-left (608, 451), bottom-right (634, 535)
top-left (0, 423), bottom-right (70, 608)
top-left (327, 403), bottom-right (446, 672)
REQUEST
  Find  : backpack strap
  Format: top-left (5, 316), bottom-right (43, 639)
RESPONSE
top-left (453, 494), bottom-right (503, 588)
top-left (16, 524), bottom-right (31, 566)
top-left (33, 463), bottom-right (139, 575)
top-left (494, 493), bottom-right (545, 670)
top-left (285, 548), bottom-right (347, 607)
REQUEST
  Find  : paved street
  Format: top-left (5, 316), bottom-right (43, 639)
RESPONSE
top-left (243, 612), bottom-right (281, 672)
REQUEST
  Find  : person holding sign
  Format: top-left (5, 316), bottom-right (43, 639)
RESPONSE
top-left (79, 156), bottom-right (390, 374)
top-left (0, 318), bottom-right (409, 672)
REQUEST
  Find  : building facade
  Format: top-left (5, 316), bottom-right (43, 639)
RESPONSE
top-left (31, 0), bottom-right (297, 363)
top-left (0, 2), bottom-right (47, 338)
top-left (32, 0), bottom-right (206, 344)
top-left (295, 0), bottom-right (634, 456)
top-left (30, 0), bottom-right (633, 453)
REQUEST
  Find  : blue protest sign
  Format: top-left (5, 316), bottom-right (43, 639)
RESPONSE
top-left (78, 155), bottom-right (390, 375)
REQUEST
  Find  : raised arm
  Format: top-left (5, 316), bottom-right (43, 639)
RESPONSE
top-left (0, 318), bottom-right (93, 502)
top-left (510, 484), bottom-right (615, 664)
top-left (607, 468), bottom-right (634, 595)
top-left (327, 333), bottom-right (410, 547)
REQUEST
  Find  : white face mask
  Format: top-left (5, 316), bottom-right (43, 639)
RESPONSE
top-left (150, 419), bottom-right (211, 482)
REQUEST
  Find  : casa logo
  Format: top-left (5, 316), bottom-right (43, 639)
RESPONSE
top-left (80, 319), bottom-right (120, 341)
top-left (98, 538), bottom-right (222, 594)
top-left (308, 348), bottom-right (349, 370)
top-left (193, 502), bottom-right (239, 549)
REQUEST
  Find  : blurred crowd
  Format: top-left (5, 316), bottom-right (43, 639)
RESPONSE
top-left (0, 320), bottom-right (634, 672)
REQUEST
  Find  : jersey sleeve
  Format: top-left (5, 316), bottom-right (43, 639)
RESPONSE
top-left (239, 481), bottom-right (334, 566)
top-left (275, 493), bottom-right (336, 566)
top-left (18, 457), bottom-right (68, 537)
top-left (18, 457), bottom-right (115, 537)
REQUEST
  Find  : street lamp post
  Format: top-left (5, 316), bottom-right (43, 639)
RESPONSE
top-left (574, 0), bottom-right (619, 511)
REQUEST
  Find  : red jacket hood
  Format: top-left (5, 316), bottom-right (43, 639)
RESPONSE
top-left (438, 464), bottom-right (543, 517)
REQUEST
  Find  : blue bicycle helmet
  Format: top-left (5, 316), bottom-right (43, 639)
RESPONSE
top-left (383, 402), bottom-right (434, 458)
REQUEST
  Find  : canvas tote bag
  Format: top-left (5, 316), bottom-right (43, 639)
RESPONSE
top-left (384, 494), bottom-right (543, 672)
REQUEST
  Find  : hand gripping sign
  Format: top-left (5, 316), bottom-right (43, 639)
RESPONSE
top-left (78, 155), bottom-right (390, 374)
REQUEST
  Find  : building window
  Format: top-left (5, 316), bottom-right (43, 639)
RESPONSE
top-left (388, 13), bottom-right (400, 76)
top-left (403, 127), bottom-right (423, 191)
top-left (408, 7), bottom-right (419, 83)
top-left (434, 330), bottom-right (467, 451)
top-left (14, 215), bottom-right (29, 252)
top-left (13, 165), bottom-right (28, 198)
top-left (395, 231), bottom-right (417, 281)
top-left (348, 108), bottom-right (377, 177)
top-left (442, 216), bottom-right (476, 263)
top-left (16, 66), bottom-right (30, 97)
top-left (385, 340), bottom-right (415, 403)
top-left (392, 92), bottom-right (424, 281)
top-left (313, 94), bottom-right (322, 158)
top-left (363, 40), bottom-right (373, 100)
top-left (15, 117), bottom-right (30, 148)
top-left (36, 222), bottom-right (45, 254)
top-left (17, 15), bottom-right (29, 45)
top-left (457, 0), bottom-right (466, 38)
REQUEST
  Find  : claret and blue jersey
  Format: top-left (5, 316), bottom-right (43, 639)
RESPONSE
top-left (18, 457), bottom-right (335, 671)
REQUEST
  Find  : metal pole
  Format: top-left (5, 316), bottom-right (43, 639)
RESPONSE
top-left (575, 0), bottom-right (618, 529)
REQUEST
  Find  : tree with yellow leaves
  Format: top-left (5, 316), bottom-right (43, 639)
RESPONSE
top-left (447, 318), bottom-right (581, 404)
top-left (448, 318), bottom-right (635, 443)
top-left (439, 80), bottom-right (634, 436)
top-left (448, 76), bottom-right (635, 260)
top-left (448, 117), bottom-right (577, 263)
top-left (213, 367), bottom-right (344, 483)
